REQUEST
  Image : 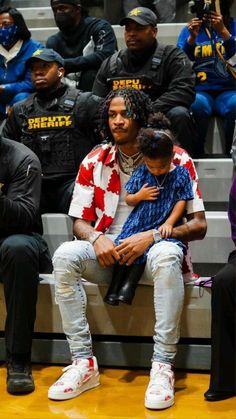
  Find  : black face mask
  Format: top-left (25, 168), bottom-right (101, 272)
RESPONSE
top-left (55, 13), bottom-right (76, 32)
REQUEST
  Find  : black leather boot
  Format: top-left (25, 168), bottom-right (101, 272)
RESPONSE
top-left (104, 264), bottom-right (127, 305)
top-left (117, 263), bottom-right (145, 305)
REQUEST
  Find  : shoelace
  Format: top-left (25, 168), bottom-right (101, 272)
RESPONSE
top-left (150, 369), bottom-right (173, 391)
top-left (59, 363), bottom-right (88, 383)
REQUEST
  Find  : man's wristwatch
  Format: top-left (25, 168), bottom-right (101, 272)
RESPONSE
top-left (153, 229), bottom-right (161, 243)
top-left (88, 231), bottom-right (103, 245)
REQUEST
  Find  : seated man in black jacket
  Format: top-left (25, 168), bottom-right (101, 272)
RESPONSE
top-left (93, 6), bottom-right (197, 156)
top-left (46, 0), bottom-right (117, 91)
top-left (0, 138), bottom-right (52, 394)
top-left (3, 48), bottom-right (101, 214)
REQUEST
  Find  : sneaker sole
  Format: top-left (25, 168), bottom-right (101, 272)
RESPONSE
top-left (145, 397), bottom-right (174, 410)
top-left (7, 383), bottom-right (35, 394)
top-left (48, 375), bottom-right (100, 401)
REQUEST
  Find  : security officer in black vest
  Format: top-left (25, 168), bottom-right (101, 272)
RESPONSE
top-left (3, 48), bottom-right (102, 214)
top-left (93, 7), bottom-right (197, 156)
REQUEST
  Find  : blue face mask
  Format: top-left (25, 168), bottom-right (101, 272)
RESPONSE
top-left (0, 24), bottom-right (18, 47)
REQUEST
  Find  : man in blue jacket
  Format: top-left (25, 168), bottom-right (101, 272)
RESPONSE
top-left (46, 0), bottom-right (117, 91)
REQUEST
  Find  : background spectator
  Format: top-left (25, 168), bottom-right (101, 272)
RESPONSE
top-left (0, 6), bottom-right (43, 121)
top-left (177, 0), bottom-right (236, 157)
top-left (204, 174), bottom-right (236, 401)
top-left (0, 136), bottom-right (52, 395)
top-left (46, 0), bottom-right (117, 91)
top-left (93, 6), bottom-right (197, 156)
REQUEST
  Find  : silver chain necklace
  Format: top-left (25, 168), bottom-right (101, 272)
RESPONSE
top-left (155, 172), bottom-right (169, 189)
top-left (118, 149), bottom-right (143, 176)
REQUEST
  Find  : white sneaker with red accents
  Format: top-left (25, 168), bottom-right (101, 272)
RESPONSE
top-left (145, 361), bottom-right (175, 410)
top-left (48, 357), bottom-right (100, 400)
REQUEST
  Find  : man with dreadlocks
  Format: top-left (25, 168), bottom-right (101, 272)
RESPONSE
top-left (48, 88), bottom-right (207, 410)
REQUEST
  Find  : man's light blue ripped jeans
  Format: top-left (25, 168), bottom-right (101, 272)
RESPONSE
top-left (53, 236), bottom-right (184, 366)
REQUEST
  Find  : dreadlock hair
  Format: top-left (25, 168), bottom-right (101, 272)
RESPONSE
top-left (0, 7), bottom-right (31, 40)
top-left (101, 88), bottom-right (153, 143)
top-left (137, 112), bottom-right (174, 159)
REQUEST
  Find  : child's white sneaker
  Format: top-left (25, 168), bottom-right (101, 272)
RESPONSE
top-left (145, 361), bottom-right (175, 409)
top-left (48, 356), bottom-right (100, 400)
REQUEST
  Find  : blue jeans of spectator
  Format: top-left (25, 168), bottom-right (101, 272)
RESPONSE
top-left (0, 233), bottom-right (52, 361)
top-left (53, 238), bottom-right (184, 366)
top-left (191, 90), bottom-right (236, 156)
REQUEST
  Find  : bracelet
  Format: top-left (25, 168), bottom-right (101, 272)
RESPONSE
top-left (88, 231), bottom-right (104, 245)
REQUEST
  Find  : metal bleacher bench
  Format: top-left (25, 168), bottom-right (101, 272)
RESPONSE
top-left (0, 157), bottom-right (234, 369)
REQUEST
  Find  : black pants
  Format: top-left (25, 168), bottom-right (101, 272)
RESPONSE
top-left (0, 233), bottom-right (52, 361)
top-left (209, 250), bottom-right (236, 393)
top-left (40, 177), bottom-right (75, 214)
top-left (166, 106), bottom-right (197, 157)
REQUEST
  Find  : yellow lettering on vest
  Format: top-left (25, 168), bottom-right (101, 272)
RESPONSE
top-left (131, 80), bottom-right (141, 89)
top-left (63, 116), bottom-right (72, 126)
top-left (47, 121), bottom-right (55, 128)
top-left (112, 80), bottom-right (120, 89)
top-left (202, 44), bottom-right (212, 57)
top-left (47, 116), bottom-right (56, 123)
top-left (33, 122), bottom-right (41, 129)
top-left (27, 115), bottom-right (73, 129)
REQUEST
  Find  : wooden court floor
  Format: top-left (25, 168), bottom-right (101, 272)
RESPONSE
top-left (0, 362), bottom-right (235, 419)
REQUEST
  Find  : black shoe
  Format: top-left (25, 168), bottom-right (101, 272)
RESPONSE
top-left (104, 293), bottom-right (120, 305)
top-left (104, 264), bottom-right (127, 306)
top-left (204, 389), bottom-right (235, 401)
top-left (117, 264), bottom-right (145, 305)
top-left (7, 360), bottom-right (35, 394)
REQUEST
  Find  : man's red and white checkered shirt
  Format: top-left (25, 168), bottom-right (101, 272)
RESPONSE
top-left (69, 142), bottom-right (204, 279)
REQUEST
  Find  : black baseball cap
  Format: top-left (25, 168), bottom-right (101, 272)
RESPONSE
top-left (26, 48), bottom-right (65, 68)
top-left (120, 7), bottom-right (158, 27)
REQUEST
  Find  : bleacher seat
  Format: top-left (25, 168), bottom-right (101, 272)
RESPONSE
top-left (194, 159), bottom-right (233, 210)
